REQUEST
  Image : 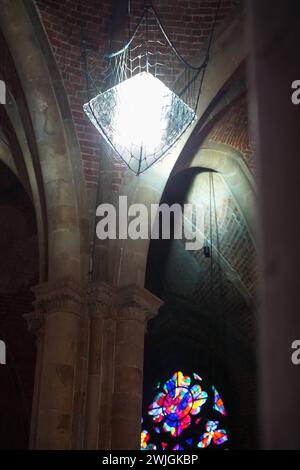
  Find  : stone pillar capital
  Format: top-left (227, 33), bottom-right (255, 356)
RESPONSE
top-left (90, 282), bottom-right (115, 318)
top-left (24, 278), bottom-right (86, 339)
top-left (32, 278), bottom-right (85, 317)
top-left (116, 284), bottom-right (162, 323)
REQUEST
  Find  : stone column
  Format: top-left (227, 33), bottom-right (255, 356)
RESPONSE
top-left (111, 286), bottom-right (162, 450)
top-left (24, 305), bottom-right (45, 450)
top-left (247, 0), bottom-right (300, 449)
top-left (0, 0), bottom-right (82, 282)
top-left (25, 279), bottom-right (84, 449)
top-left (84, 283), bottom-right (114, 449)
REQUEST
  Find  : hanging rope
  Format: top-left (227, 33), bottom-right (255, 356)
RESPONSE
top-left (206, 171), bottom-right (228, 388)
top-left (194, 0), bottom-right (222, 111)
top-left (211, 173), bottom-right (227, 355)
top-left (208, 172), bottom-right (215, 384)
top-left (107, 4), bottom-right (206, 74)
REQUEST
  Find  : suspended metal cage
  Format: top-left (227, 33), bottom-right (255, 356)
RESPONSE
top-left (82, 3), bottom-right (215, 175)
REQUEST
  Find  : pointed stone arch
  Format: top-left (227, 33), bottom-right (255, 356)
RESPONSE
top-left (0, 0), bottom-right (89, 449)
top-left (0, 0), bottom-right (89, 284)
top-left (110, 5), bottom-right (249, 290)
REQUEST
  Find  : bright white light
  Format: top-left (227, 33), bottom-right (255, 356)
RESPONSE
top-left (187, 173), bottom-right (229, 212)
top-left (84, 72), bottom-right (195, 174)
top-left (112, 72), bottom-right (168, 154)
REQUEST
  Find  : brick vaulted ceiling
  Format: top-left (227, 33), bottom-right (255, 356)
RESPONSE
top-left (207, 94), bottom-right (255, 172)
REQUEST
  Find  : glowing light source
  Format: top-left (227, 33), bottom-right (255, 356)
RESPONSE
top-left (83, 72), bottom-right (196, 175)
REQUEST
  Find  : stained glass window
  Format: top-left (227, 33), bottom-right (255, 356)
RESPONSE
top-left (141, 371), bottom-right (229, 451)
top-left (212, 386), bottom-right (227, 417)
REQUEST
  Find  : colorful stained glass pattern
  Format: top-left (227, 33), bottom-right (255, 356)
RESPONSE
top-left (141, 371), bottom-right (229, 451)
top-left (141, 430), bottom-right (157, 450)
top-left (212, 386), bottom-right (227, 416)
top-left (173, 444), bottom-right (184, 450)
top-left (148, 371), bottom-right (208, 437)
top-left (197, 421), bottom-right (228, 448)
top-left (193, 373), bottom-right (202, 382)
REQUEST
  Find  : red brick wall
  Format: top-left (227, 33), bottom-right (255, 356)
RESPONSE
top-left (208, 95), bottom-right (255, 171)
top-left (35, 0), bottom-right (238, 189)
top-left (129, 0), bottom-right (238, 60)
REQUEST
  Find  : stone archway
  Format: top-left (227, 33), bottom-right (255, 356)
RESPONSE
top-left (82, 8), bottom-right (251, 449)
top-left (0, 0), bottom-right (250, 450)
top-left (111, 5), bottom-right (248, 291)
top-left (0, 0), bottom-right (89, 449)
top-left (0, 0), bottom-right (88, 283)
